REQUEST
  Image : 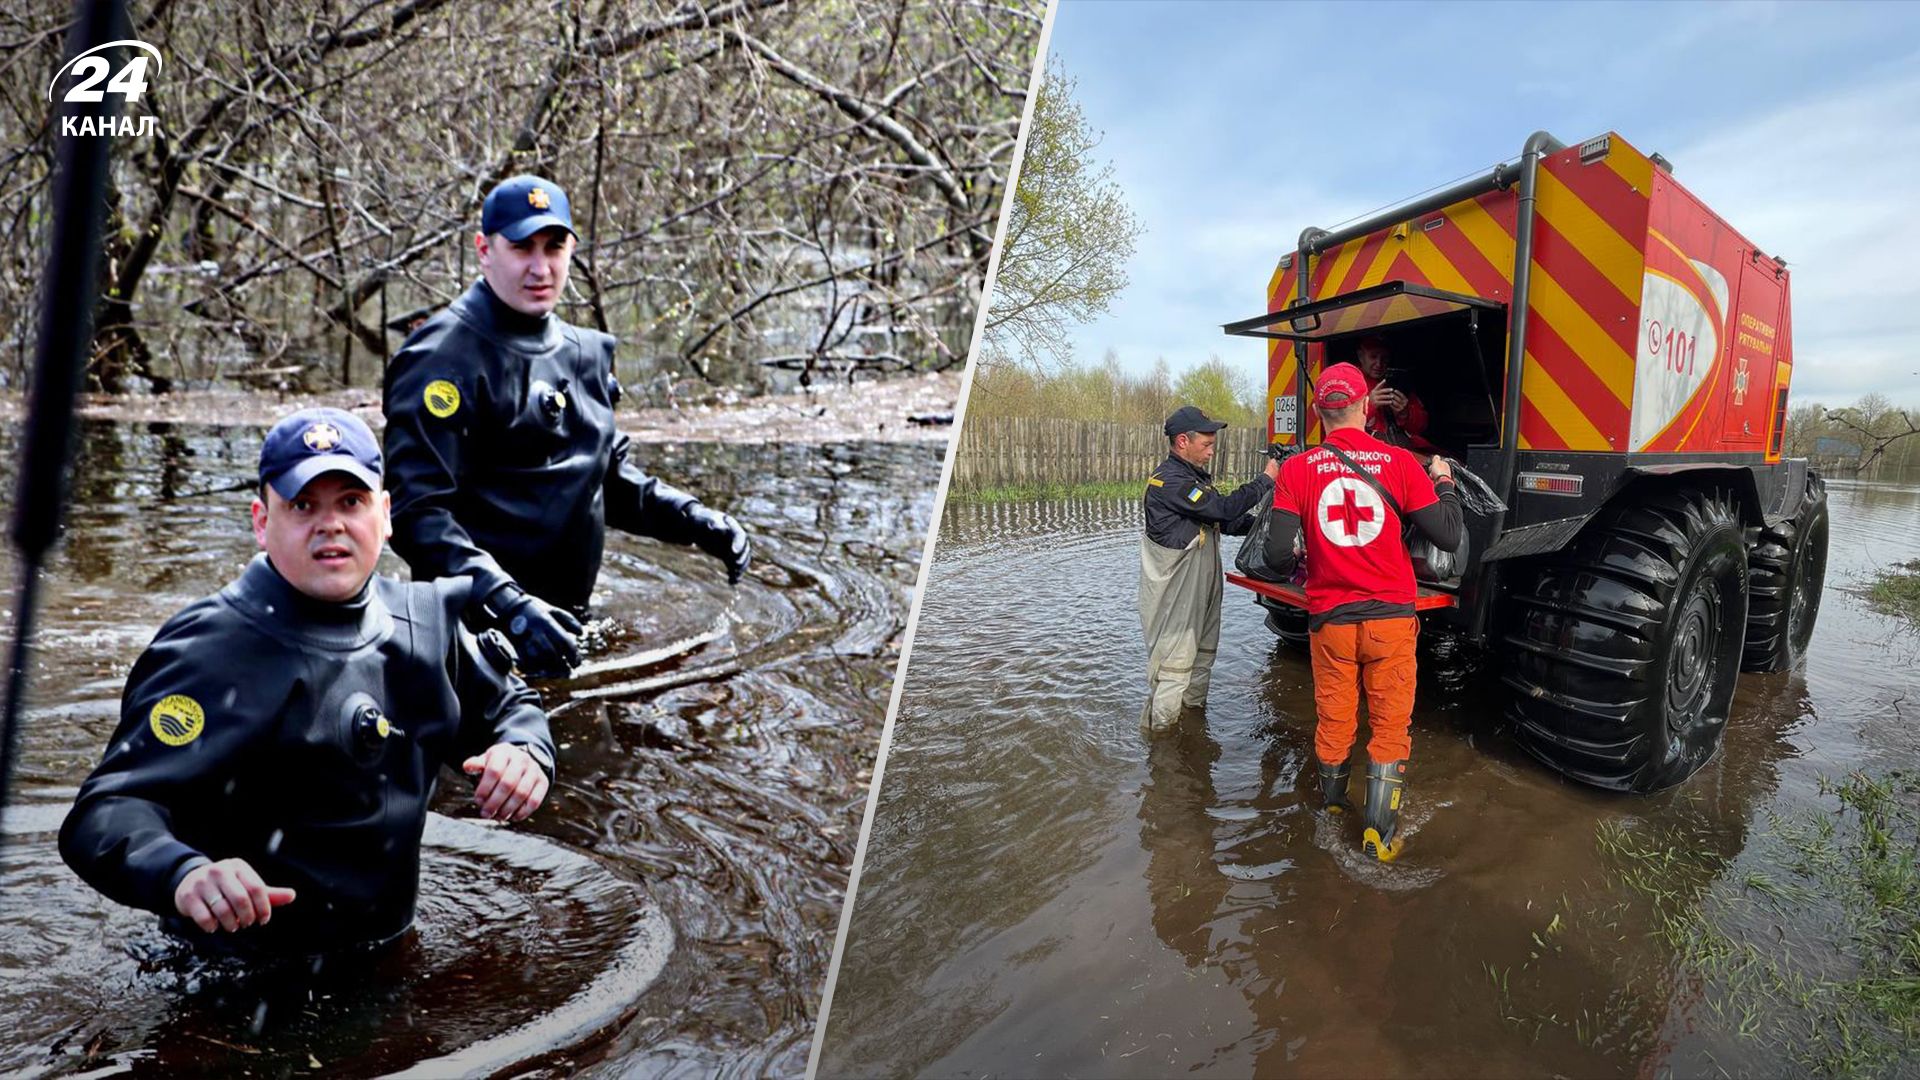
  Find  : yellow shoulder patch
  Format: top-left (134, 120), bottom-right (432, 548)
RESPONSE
top-left (1145, 476), bottom-right (1165, 487)
top-left (149, 694), bottom-right (205, 747)
top-left (423, 379), bottom-right (461, 418)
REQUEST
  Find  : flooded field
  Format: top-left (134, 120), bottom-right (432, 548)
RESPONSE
top-left (0, 420), bottom-right (941, 1077)
top-left (819, 478), bottom-right (1920, 1077)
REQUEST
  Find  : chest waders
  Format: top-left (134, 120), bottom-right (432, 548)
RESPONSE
top-left (1138, 527), bottom-right (1223, 734)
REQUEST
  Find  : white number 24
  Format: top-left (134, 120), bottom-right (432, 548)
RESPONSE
top-left (46, 40), bottom-right (162, 104)
top-left (65, 56), bottom-right (148, 101)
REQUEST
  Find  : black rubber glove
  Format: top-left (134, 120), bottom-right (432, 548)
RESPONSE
top-left (688, 506), bottom-right (751, 586)
top-left (485, 586), bottom-right (582, 677)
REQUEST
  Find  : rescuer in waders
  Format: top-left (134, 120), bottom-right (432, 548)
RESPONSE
top-left (1263, 363), bottom-right (1461, 861)
top-left (1139, 405), bottom-right (1282, 734)
top-left (382, 176), bottom-right (751, 677)
top-left (59, 409), bottom-right (556, 956)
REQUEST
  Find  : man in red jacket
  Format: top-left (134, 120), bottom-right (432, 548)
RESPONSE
top-left (1263, 362), bottom-right (1461, 861)
top-left (1356, 335), bottom-right (1435, 453)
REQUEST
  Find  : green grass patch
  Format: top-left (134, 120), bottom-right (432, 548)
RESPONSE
top-left (1598, 771), bottom-right (1920, 1077)
top-left (1865, 560), bottom-right (1920, 624)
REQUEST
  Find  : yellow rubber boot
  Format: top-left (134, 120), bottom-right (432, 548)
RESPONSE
top-left (1317, 761), bottom-right (1352, 814)
top-left (1362, 759), bottom-right (1408, 862)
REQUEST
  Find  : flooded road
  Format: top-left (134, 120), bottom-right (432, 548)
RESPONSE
top-left (819, 478), bottom-right (1920, 1077)
top-left (0, 420), bottom-right (940, 1077)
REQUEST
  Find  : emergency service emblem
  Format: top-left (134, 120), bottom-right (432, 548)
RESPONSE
top-left (423, 379), bottom-right (461, 418)
top-left (528, 188), bottom-right (550, 210)
top-left (149, 694), bottom-right (205, 747)
top-left (302, 422), bottom-right (341, 451)
top-left (1316, 477), bottom-right (1386, 547)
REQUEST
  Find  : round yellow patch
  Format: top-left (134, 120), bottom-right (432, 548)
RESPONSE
top-left (375, 715), bottom-right (391, 739)
top-left (423, 379), bottom-right (461, 418)
top-left (149, 694), bottom-right (205, 747)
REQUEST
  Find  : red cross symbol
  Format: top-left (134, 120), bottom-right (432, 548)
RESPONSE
top-left (1326, 485), bottom-right (1375, 537)
top-left (1732, 356), bottom-right (1750, 406)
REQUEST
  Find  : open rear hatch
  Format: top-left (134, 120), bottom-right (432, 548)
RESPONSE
top-left (1227, 280), bottom-right (1510, 452)
top-left (1222, 280), bottom-right (1503, 342)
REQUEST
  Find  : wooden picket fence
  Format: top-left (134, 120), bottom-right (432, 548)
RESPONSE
top-left (951, 416), bottom-right (1271, 491)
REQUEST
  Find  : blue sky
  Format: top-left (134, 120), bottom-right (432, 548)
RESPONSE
top-left (1043, 0), bottom-right (1920, 407)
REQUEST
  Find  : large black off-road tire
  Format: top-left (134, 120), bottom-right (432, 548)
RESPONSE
top-left (1502, 485), bottom-right (1750, 793)
top-left (1741, 473), bottom-right (1828, 673)
top-left (1260, 598), bottom-right (1310, 652)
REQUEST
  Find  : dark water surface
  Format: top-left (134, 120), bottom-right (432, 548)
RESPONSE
top-left (820, 479), bottom-right (1920, 1078)
top-left (0, 420), bottom-right (939, 1078)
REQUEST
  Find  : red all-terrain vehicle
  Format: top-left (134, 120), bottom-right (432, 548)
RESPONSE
top-left (1224, 130), bottom-right (1829, 794)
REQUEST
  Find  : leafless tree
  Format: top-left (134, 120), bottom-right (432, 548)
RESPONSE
top-left (0, 0), bottom-right (1042, 395)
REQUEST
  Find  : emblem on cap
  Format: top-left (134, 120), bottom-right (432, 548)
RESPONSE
top-left (303, 421), bottom-right (342, 452)
top-left (528, 188), bottom-right (550, 210)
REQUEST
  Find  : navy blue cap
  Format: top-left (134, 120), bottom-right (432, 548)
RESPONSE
top-left (260, 408), bottom-right (382, 500)
top-left (1164, 405), bottom-right (1228, 437)
top-left (480, 175), bottom-right (576, 242)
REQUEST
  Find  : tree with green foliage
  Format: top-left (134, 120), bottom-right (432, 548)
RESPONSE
top-left (967, 348), bottom-right (1256, 428)
top-left (1171, 355), bottom-right (1257, 426)
top-left (981, 57), bottom-right (1141, 371)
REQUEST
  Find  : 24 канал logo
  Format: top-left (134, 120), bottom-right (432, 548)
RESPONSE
top-left (47, 39), bottom-right (162, 139)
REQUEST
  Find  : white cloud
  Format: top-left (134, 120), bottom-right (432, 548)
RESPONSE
top-left (1675, 60), bottom-right (1920, 406)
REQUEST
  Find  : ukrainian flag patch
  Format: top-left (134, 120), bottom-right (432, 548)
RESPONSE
top-left (1187, 486), bottom-right (1205, 503)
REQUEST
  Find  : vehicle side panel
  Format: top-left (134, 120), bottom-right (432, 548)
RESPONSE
top-left (1630, 168), bottom-right (1791, 456)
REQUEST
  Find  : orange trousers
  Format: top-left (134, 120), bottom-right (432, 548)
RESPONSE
top-left (1308, 616), bottom-right (1418, 765)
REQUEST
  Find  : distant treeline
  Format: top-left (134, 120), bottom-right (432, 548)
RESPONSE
top-left (965, 351), bottom-right (1263, 428)
top-left (966, 357), bottom-right (1919, 475)
top-left (1784, 395), bottom-right (1920, 474)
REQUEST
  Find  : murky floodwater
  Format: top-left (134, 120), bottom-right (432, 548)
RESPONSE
top-left (819, 478), bottom-right (1920, 1078)
top-left (0, 419), bottom-right (940, 1077)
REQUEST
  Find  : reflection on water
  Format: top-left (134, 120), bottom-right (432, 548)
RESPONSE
top-left (0, 420), bottom-right (939, 1077)
top-left (1, 800), bottom-right (669, 1078)
top-left (821, 478), bottom-right (1920, 1076)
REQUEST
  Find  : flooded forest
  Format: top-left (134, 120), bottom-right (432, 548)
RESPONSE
top-left (0, 0), bottom-right (1034, 399)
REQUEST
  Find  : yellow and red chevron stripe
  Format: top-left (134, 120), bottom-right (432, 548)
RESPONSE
top-left (1263, 135), bottom-right (1659, 453)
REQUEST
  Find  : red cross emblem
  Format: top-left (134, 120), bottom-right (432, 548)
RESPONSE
top-left (1316, 477), bottom-right (1385, 547)
top-left (1327, 486), bottom-right (1375, 536)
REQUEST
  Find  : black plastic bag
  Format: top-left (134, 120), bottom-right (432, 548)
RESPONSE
top-left (1233, 499), bottom-right (1294, 582)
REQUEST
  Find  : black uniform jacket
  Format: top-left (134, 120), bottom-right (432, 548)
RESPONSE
top-left (1144, 453), bottom-right (1274, 550)
top-left (384, 280), bottom-right (707, 610)
top-left (59, 556), bottom-right (553, 955)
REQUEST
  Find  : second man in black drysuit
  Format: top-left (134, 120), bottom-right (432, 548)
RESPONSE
top-left (383, 175), bottom-right (750, 676)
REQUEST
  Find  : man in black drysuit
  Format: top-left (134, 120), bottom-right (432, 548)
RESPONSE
top-left (382, 175), bottom-right (750, 677)
top-left (60, 409), bottom-right (556, 957)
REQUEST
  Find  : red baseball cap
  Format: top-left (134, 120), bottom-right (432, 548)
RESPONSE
top-left (1316, 362), bottom-right (1368, 407)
